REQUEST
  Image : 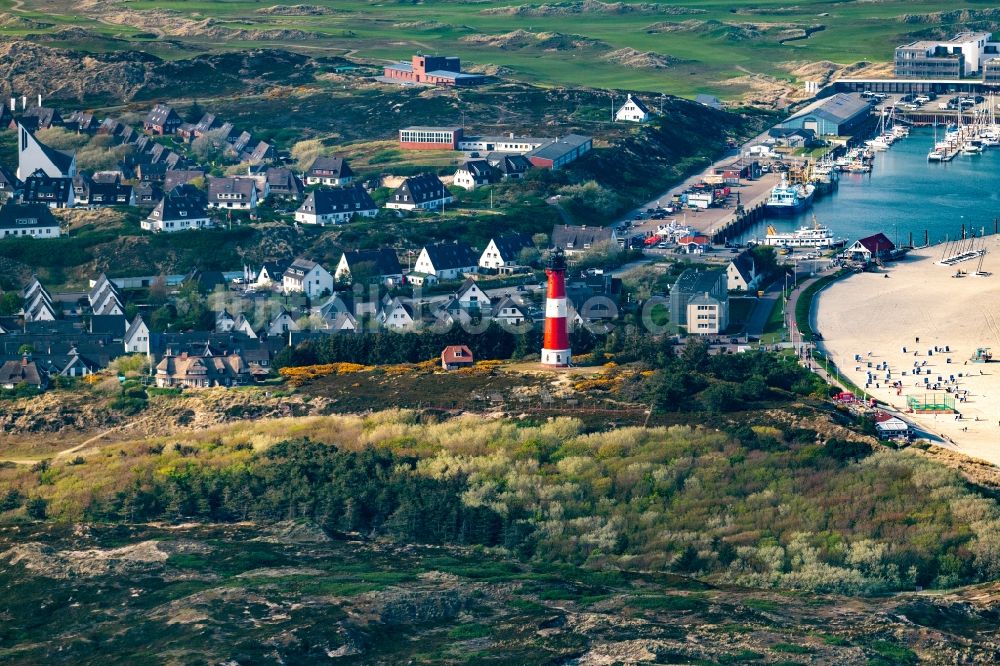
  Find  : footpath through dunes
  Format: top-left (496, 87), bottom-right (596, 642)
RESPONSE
top-left (814, 241), bottom-right (1000, 465)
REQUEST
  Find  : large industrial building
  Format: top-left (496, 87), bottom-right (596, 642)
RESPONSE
top-left (775, 93), bottom-right (872, 138)
top-left (383, 55), bottom-right (487, 87)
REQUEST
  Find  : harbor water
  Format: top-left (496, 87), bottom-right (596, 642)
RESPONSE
top-left (737, 127), bottom-right (1000, 247)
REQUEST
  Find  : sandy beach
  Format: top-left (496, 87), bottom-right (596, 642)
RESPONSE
top-left (814, 238), bottom-right (1000, 466)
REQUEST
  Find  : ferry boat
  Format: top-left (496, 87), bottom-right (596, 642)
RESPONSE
top-left (764, 174), bottom-right (815, 216)
top-left (761, 218), bottom-right (843, 248)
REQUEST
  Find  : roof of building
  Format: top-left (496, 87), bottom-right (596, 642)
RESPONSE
top-left (194, 113), bottom-right (219, 133)
top-left (149, 185), bottom-right (208, 222)
top-left (402, 125), bottom-right (462, 132)
top-left (340, 248), bottom-right (403, 277)
top-left (441, 345), bottom-right (473, 364)
top-left (0, 203), bottom-right (59, 229)
top-left (551, 224), bottom-right (614, 250)
top-left (393, 173), bottom-right (450, 205)
top-left (673, 267), bottom-right (726, 295)
top-left (458, 160), bottom-right (498, 179)
top-left (421, 241), bottom-right (479, 271)
top-left (785, 93), bottom-right (871, 126)
top-left (306, 156), bottom-right (353, 179)
top-left (489, 232), bottom-right (534, 261)
top-left (21, 170), bottom-right (73, 204)
top-left (695, 94), bottom-right (723, 109)
top-left (208, 176), bottom-right (256, 201)
top-left (622, 94), bottom-right (651, 114)
top-left (0, 358), bottom-right (46, 386)
top-left (856, 232), bottom-right (896, 254)
top-left (145, 104), bottom-right (178, 126)
top-left (284, 257), bottom-right (324, 279)
top-left (265, 167), bottom-right (302, 194)
top-left (299, 185), bottom-right (376, 214)
top-left (528, 134), bottom-right (592, 162)
top-left (164, 169), bottom-right (206, 192)
top-left (487, 153), bottom-right (533, 174)
top-left (729, 250), bottom-right (756, 282)
top-left (678, 234), bottom-right (710, 245)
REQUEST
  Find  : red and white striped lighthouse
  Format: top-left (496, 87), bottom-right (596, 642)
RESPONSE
top-left (541, 249), bottom-right (571, 367)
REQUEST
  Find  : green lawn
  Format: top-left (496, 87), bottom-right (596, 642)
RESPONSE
top-left (2, 0), bottom-right (992, 97)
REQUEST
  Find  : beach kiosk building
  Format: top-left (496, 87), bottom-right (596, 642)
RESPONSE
top-left (845, 233), bottom-right (896, 263)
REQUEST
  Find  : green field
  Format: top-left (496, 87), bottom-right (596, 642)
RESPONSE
top-left (1, 0), bottom-right (995, 98)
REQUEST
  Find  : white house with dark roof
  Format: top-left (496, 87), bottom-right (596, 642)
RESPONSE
top-left (0, 203), bottom-right (60, 238)
top-left (142, 186), bottom-right (211, 232)
top-left (453, 160), bottom-right (499, 190)
top-left (492, 296), bottom-right (532, 326)
top-left (305, 156), bottom-right (354, 186)
top-left (454, 278), bottom-right (492, 311)
top-left (413, 242), bottom-right (479, 280)
top-left (334, 248), bottom-right (403, 285)
top-left (385, 173), bottom-right (453, 211)
top-left (124, 315), bottom-right (151, 354)
top-left (376, 297), bottom-right (415, 330)
top-left (616, 94), bottom-right (652, 123)
top-left (207, 176), bottom-right (258, 210)
top-left (17, 124), bottom-right (76, 180)
top-left (282, 258), bottom-right (333, 297)
top-left (255, 261), bottom-right (288, 288)
top-left (726, 250), bottom-right (760, 292)
top-left (479, 232), bottom-right (534, 270)
top-left (265, 308), bottom-right (300, 337)
top-left (22, 169), bottom-right (74, 208)
top-left (295, 185), bottom-right (377, 225)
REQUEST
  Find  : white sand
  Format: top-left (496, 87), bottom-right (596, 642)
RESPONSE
top-left (814, 239), bottom-right (1000, 466)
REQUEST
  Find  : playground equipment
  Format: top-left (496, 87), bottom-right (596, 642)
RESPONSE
top-left (970, 347), bottom-right (994, 363)
top-left (906, 393), bottom-right (956, 414)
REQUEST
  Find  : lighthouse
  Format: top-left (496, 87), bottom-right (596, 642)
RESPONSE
top-left (541, 249), bottom-right (571, 367)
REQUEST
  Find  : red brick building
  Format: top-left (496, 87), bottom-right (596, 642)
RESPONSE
top-left (383, 55), bottom-right (487, 87)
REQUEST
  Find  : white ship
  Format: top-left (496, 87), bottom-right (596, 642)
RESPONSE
top-left (761, 218), bottom-right (844, 248)
top-left (764, 173), bottom-right (815, 216)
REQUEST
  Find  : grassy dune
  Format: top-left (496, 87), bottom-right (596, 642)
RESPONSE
top-left (2, 0), bottom-right (992, 96)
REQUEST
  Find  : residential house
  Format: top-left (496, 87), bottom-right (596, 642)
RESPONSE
top-left (22, 278), bottom-right (56, 322)
top-left (14, 106), bottom-right (62, 132)
top-left (282, 258), bottom-right (333, 298)
top-left (263, 167), bottom-right (303, 200)
top-left (670, 268), bottom-right (729, 335)
top-left (21, 170), bottom-right (74, 208)
top-left (88, 274), bottom-right (124, 315)
top-left (441, 345), bottom-right (474, 370)
top-left (479, 232), bottom-right (534, 270)
top-left (87, 178), bottom-right (134, 207)
top-left (133, 182), bottom-right (159, 208)
top-left (727, 250), bottom-right (760, 292)
top-left (376, 297), bottom-right (415, 330)
top-left (124, 315), bottom-right (151, 354)
top-left (335, 248), bottom-right (403, 285)
top-left (551, 225), bottom-right (617, 256)
top-left (491, 296), bottom-right (532, 327)
top-left (249, 141), bottom-right (275, 164)
top-left (304, 156), bottom-right (354, 186)
top-left (65, 111), bottom-right (98, 134)
top-left (144, 104), bottom-right (182, 135)
top-left (193, 113), bottom-right (221, 136)
top-left (216, 309), bottom-right (236, 333)
top-left (230, 131), bottom-right (254, 156)
top-left (0, 203), bottom-right (60, 238)
top-left (154, 350), bottom-right (250, 388)
top-left (232, 314), bottom-right (257, 339)
top-left (207, 176), bottom-right (258, 210)
top-left (875, 412), bottom-right (911, 441)
top-left (385, 173), bottom-right (453, 211)
top-left (142, 185), bottom-right (211, 233)
top-left (255, 261), bottom-right (288, 288)
top-left (616, 94), bottom-right (652, 123)
top-left (135, 162), bottom-right (167, 183)
top-left (453, 160), bottom-right (499, 190)
top-left (0, 165), bottom-right (19, 200)
top-left (454, 278), bottom-right (492, 312)
top-left (16, 124), bottom-right (76, 180)
top-left (413, 242), bottom-right (479, 281)
top-left (295, 185), bottom-right (377, 225)
top-left (0, 355), bottom-right (48, 390)
top-left (163, 169), bottom-right (205, 192)
top-left (312, 294), bottom-right (359, 332)
top-left (265, 309), bottom-right (300, 337)
top-left (487, 153), bottom-right (533, 180)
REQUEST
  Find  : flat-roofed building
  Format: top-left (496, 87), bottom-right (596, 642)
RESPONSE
top-left (399, 126), bottom-right (463, 150)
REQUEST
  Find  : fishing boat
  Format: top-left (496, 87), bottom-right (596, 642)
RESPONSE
top-left (764, 173), bottom-right (815, 216)
top-left (760, 217), bottom-right (843, 248)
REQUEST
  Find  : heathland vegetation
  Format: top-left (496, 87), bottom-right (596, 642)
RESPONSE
top-left (4, 409), bottom-right (1000, 595)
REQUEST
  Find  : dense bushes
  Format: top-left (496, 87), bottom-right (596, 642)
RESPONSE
top-left (10, 411), bottom-right (1000, 594)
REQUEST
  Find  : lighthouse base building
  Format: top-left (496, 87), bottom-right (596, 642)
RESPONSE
top-left (541, 249), bottom-right (571, 367)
